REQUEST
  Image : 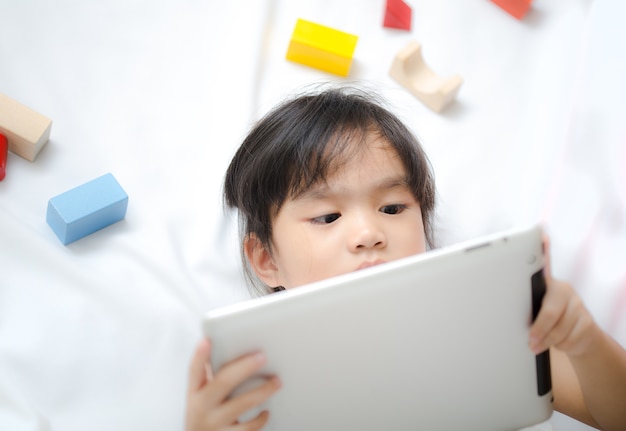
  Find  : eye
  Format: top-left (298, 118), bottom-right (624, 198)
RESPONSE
top-left (380, 204), bottom-right (407, 215)
top-left (311, 213), bottom-right (341, 224)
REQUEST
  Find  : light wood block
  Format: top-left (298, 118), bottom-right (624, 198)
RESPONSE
top-left (286, 18), bottom-right (358, 77)
top-left (0, 93), bottom-right (52, 161)
top-left (389, 40), bottom-right (463, 113)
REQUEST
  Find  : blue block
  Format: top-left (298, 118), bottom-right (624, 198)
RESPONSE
top-left (46, 173), bottom-right (128, 245)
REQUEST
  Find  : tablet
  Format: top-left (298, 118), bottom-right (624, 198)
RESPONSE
top-left (203, 225), bottom-right (553, 430)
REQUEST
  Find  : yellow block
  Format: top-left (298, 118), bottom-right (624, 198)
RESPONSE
top-left (286, 19), bottom-right (358, 77)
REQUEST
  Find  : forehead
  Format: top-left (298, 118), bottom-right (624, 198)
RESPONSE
top-left (333, 134), bottom-right (404, 177)
top-left (295, 134), bottom-right (408, 199)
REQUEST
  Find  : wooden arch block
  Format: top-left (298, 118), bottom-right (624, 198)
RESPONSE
top-left (389, 41), bottom-right (462, 113)
top-left (0, 93), bottom-right (52, 161)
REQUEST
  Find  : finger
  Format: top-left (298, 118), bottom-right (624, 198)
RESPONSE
top-left (536, 296), bottom-right (580, 352)
top-left (213, 376), bottom-right (281, 426)
top-left (188, 338), bottom-right (211, 393)
top-left (227, 410), bottom-right (271, 431)
top-left (529, 280), bottom-right (569, 351)
top-left (547, 295), bottom-right (595, 355)
top-left (205, 351), bottom-right (268, 406)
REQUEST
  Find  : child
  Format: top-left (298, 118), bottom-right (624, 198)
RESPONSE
top-left (185, 86), bottom-right (626, 431)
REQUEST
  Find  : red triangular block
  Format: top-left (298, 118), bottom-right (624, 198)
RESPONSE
top-left (384, 0), bottom-right (412, 31)
top-left (0, 134), bottom-right (7, 181)
top-left (491, 0), bottom-right (532, 20)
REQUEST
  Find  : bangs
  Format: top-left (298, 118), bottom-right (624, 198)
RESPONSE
top-left (287, 126), bottom-right (376, 201)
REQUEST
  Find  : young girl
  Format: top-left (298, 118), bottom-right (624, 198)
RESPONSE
top-left (185, 86), bottom-right (626, 431)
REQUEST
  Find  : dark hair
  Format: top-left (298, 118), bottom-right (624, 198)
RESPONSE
top-left (224, 85), bottom-right (436, 295)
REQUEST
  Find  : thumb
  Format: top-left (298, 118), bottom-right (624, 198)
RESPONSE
top-left (188, 338), bottom-right (212, 393)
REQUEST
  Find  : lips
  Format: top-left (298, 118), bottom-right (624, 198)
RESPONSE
top-left (357, 260), bottom-right (386, 270)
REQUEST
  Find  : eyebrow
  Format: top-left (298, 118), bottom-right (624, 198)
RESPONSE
top-left (295, 176), bottom-right (410, 202)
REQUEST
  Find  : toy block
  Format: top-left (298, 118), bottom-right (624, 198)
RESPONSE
top-left (383, 0), bottom-right (412, 31)
top-left (0, 93), bottom-right (52, 161)
top-left (389, 40), bottom-right (463, 113)
top-left (46, 173), bottom-right (128, 245)
top-left (0, 134), bottom-right (7, 181)
top-left (286, 18), bottom-right (358, 77)
top-left (490, 0), bottom-right (532, 20)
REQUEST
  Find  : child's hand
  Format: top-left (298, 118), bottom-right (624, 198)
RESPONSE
top-left (528, 277), bottom-right (599, 357)
top-left (529, 237), bottom-right (626, 430)
top-left (528, 238), bottom-right (600, 357)
top-left (185, 338), bottom-right (281, 431)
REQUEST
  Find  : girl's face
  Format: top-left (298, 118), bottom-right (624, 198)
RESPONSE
top-left (246, 133), bottom-right (427, 289)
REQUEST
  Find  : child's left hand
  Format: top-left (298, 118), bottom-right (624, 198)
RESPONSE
top-left (185, 338), bottom-right (281, 431)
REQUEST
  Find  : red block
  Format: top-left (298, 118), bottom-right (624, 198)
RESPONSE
top-left (491, 0), bottom-right (532, 20)
top-left (384, 0), bottom-right (412, 31)
top-left (0, 133), bottom-right (7, 181)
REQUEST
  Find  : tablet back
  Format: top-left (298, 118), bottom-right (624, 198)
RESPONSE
top-left (203, 225), bottom-right (553, 431)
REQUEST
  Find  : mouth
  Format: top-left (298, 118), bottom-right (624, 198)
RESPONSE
top-left (356, 260), bottom-right (386, 271)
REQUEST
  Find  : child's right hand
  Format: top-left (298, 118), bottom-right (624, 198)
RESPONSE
top-left (185, 338), bottom-right (281, 431)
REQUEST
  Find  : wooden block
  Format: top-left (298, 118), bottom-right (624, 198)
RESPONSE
top-left (286, 18), bottom-right (358, 77)
top-left (389, 40), bottom-right (463, 113)
top-left (0, 93), bottom-right (52, 161)
top-left (490, 0), bottom-right (532, 20)
top-left (0, 134), bottom-right (7, 181)
top-left (383, 0), bottom-right (412, 31)
top-left (46, 173), bottom-right (128, 245)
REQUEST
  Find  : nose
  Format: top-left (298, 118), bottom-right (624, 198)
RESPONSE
top-left (347, 213), bottom-right (387, 251)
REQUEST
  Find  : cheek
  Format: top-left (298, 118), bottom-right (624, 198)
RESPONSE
top-left (400, 236), bottom-right (425, 257)
top-left (399, 219), bottom-right (427, 255)
top-left (281, 236), bottom-right (344, 287)
top-left (273, 228), bottom-right (318, 284)
top-left (413, 225), bottom-right (427, 252)
top-left (414, 236), bottom-right (427, 254)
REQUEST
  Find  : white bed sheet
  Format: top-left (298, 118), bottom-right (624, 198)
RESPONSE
top-left (1, 1), bottom-right (624, 430)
